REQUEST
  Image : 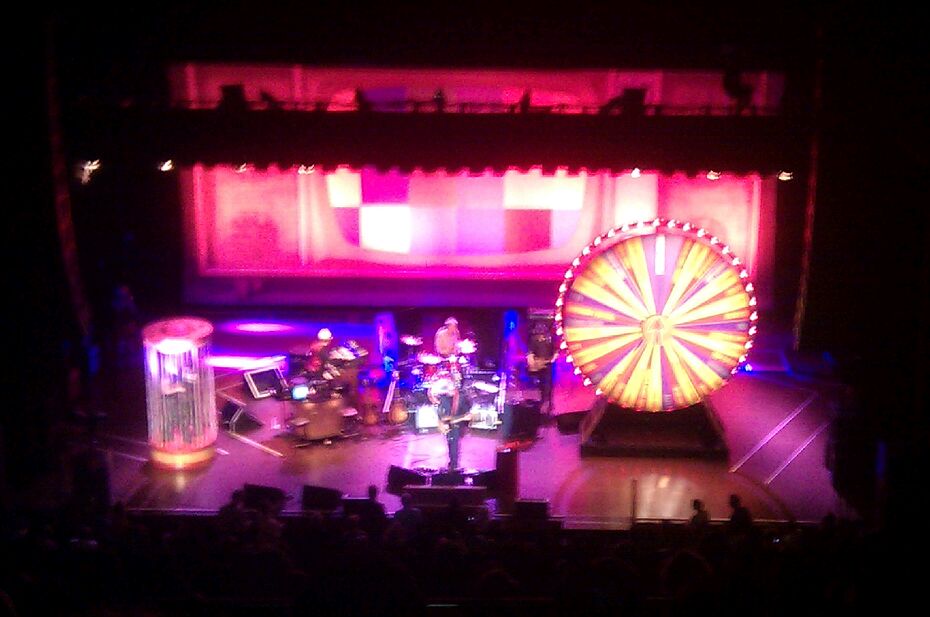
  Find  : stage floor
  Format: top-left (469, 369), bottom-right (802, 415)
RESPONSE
top-left (89, 314), bottom-right (851, 528)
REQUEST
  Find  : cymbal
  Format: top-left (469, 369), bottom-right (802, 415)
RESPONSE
top-left (471, 381), bottom-right (499, 394)
top-left (401, 335), bottom-right (423, 346)
top-left (417, 352), bottom-right (442, 365)
top-left (456, 339), bottom-right (477, 354)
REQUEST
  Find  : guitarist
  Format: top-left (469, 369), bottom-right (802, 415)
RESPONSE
top-left (430, 368), bottom-right (471, 472)
top-left (526, 321), bottom-right (558, 415)
top-left (430, 320), bottom-right (471, 471)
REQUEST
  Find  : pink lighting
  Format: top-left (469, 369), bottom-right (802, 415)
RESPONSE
top-left (154, 338), bottom-right (195, 355)
top-left (206, 355), bottom-right (287, 370)
top-left (360, 205), bottom-right (412, 253)
top-left (170, 64), bottom-right (785, 116)
top-left (233, 322), bottom-right (295, 334)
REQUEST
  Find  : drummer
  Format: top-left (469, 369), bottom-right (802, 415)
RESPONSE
top-left (307, 328), bottom-right (335, 375)
top-left (434, 317), bottom-right (460, 358)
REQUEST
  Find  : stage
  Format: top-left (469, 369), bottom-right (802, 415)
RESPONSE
top-left (73, 313), bottom-right (851, 529)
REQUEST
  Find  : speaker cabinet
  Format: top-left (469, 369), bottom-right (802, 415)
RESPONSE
top-left (514, 498), bottom-right (549, 520)
top-left (242, 484), bottom-right (287, 511)
top-left (432, 470), bottom-right (466, 486)
top-left (404, 485), bottom-right (488, 509)
top-left (504, 400), bottom-right (541, 440)
top-left (471, 469), bottom-right (498, 491)
top-left (301, 485), bottom-right (344, 511)
top-left (386, 465), bottom-right (429, 494)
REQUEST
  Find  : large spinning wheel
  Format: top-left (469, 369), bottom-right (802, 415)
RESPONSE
top-left (556, 219), bottom-right (757, 412)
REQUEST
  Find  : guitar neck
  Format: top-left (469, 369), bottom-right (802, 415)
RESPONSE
top-left (442, 413), bottom-right (472, 424)
top-left (381, 372), bottom-right (398, 415)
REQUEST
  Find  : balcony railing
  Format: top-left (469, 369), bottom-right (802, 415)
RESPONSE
top-left (171, 97), bottom-right (779, 117)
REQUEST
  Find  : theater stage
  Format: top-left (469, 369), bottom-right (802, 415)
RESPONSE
top-left (89, 315), bottom-right (849, 529)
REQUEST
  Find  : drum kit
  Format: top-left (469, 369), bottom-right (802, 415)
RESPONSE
top-left (286, 339), bottom-right (368, 403)
top-left (396, 333), bottom-right (502, 430)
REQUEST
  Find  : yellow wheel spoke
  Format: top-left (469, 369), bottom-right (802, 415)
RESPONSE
top-left (669, 269), bottom-right (741, 320)
top-left (620, 239), bottom-right (658, 315)
top-left (671, 291), bottom-right (750, 327)
top-left (571, 332), bottom-right (642, 366)
top-left (572, 273), bottom-right (648, 321)
top-left (588, 258), bottom-right (651, 319)
top-left (663, 339), bottom-right (701, 407)
top-left (671, 329), bottom-right (747, 362)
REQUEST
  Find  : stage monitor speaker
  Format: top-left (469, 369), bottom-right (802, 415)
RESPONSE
top-left (341, 497), bottom-right (371, 517)
top-left (494, 448), bottom-right (519, 510)
top-left (220, 400), bottom-right (263, 433)
top-left (504, 400), bottom-right (541, 440)
top-left (301, 485), bottom-right (344, 511)
top-left (387, 465), bottom-right (429, 494)
top-left (471, 469), bottom-right (498, 491)
top-left (514, 499), bottom-right (549, 520)
top-left (404, 485), bottom-right (488, 509)
top-left (242, 484), bottom-right (287, 511)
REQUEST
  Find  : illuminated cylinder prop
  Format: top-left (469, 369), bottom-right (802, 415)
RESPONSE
top-left (557, 219), bottom-right (757, 412)
top-left (142, 317), bottom-right (218, 468)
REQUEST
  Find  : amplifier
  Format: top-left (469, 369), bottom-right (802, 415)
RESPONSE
top-left (414, 403), bottom-right (440, 429)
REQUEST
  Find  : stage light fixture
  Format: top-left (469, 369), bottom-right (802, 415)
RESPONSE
top-left (79, 159), bottom-right (101, 184)
top-left (158, 160), bottom-right (174, 172)
top-left (631, 167), bottom-right (641, 178)
top-left (235, 163), bottom-right (252, 173)
top-left (706, 170), bottom-right (721, 180)
top-left (291, 383), bottom-right (310, 401)
top-left (298, 164), bottom-right (315, 175)
top-left (777, 171), bottom-right (794, 181)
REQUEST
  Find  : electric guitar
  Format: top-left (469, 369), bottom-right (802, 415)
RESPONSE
top-left (383, 371), bottom-right (408, 424)
top-left (438, 412), bottom-right (473, 435)
top-left (526, 352), bottom-right (557, 372)
top-left (380, 371), bottom-right (399, 417)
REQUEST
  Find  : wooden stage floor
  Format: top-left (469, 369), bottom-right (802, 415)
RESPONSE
top-left (89, 316), bottom-right (852, 528)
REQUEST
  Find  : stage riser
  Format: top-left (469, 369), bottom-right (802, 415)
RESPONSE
top-left (581, 402), bottom-right (728, 460)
